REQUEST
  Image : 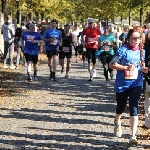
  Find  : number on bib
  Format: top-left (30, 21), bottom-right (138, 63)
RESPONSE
top-left (125, 68), bottom-right (138, 79)
top-left (62, 47), bottom-right (69, 52)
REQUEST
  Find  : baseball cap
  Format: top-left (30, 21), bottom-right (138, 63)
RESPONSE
top-left (88, 18), bottom-right (94, 23)
top-left (29, 23), bottom-right (35, 28)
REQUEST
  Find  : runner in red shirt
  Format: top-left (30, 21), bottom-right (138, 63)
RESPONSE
top-left (81, 18), bottom-right (101, 81)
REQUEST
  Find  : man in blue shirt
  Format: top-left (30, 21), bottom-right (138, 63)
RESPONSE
top-left (43, 19), bottom-right (62, 81)
top-left (22, 23), bottom-right (43, 82)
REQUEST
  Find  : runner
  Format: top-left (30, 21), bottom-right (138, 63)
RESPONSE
top-left (72, 23), bottom-right (81, 63)
top-left (59, 24), bottom-right (74, 78)
top-left (43, 19), bottom-right (62, 81)
top-left (98, 25), bottom-right (116, 85)
top-left (109, 29), bottom-right (148, 146)
top-left (22, 23), bottom-right (43, 82)
top-left (81, 18), bottom-right (101, 81)
top-left (15, 24), bottom-right (23, 69)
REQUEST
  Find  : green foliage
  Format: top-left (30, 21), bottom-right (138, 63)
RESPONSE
top-left (5, 0), bottom-right (150, 23)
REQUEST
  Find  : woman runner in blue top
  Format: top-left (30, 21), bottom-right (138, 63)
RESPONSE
top-left (109, 29), bottom-right (148, 146)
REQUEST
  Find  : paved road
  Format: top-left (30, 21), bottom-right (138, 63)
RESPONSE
top-left (0, 56), bottom-right (149, 150)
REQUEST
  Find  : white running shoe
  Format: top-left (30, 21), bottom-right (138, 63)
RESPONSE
top-left (92, 69), bottom-right (96, 77)
top-left (114, 123), bottom-right (122, 137)
top-left (9, 65), bottom-right (16, 69)
top-left (3, 65), bottom-right (9, 69)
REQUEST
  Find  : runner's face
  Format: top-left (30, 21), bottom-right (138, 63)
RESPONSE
top-left (64, 26), bottom-right (70, 31)
top-left (89, 22), bottom-right (94, 27)
top-left (51, 22), bottom-right (57, 29)
top-left (104, 27), bottom-right (109, 34)
top-left (129, 32), bottom-right (141, 47)
top-left (30, 26), bottom-right (35, 32)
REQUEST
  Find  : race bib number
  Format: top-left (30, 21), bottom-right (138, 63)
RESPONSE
top-left (103, 46), bottom-right (110, 51)
top-left (88, 38), bottom-right (94, 43)
top-left (50, 39), bottom-right (58, 45)
top-left (62, 47), bottom-right (69, 52)
top-left (125, 68), bottom-right (138, 79)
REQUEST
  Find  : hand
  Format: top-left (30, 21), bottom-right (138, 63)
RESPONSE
top-left (31, 39), bottom-right (36, 43)
top-left (126, 64), bottom-right (135, 71)
top-left (82, 41), bottom-right (86, 47)
top-left (142, 67), bottom-right (149, 73)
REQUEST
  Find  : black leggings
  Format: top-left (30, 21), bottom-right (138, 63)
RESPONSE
top-left (100, 51), bottom-right (113, 80)
top-left (86, 48), bottom-right (96, 64)
top-left (116, 86), bottom-right (142, 116)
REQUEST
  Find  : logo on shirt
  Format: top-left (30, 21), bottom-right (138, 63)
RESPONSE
top-left (26, 35), bottom-right (35, 41)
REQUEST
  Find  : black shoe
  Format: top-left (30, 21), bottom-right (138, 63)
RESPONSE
top-left (53, 72), bottom-right (57, 81)
top-left (50, 71), bottom-right (52, 80)
top-left (27, 77), bottom-right (32, 82)
top-left (88, 75), bottom-right (93, 81)
top-left (88, 78), bottom-right (92, 81)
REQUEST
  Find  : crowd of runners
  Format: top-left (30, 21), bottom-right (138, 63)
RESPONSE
top-left (1, 14), bottom-right (150, 146)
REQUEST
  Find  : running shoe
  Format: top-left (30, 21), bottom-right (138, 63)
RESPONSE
top-left (9, 65), bottom-right (16, 69)
top-left (65, 74), bottom-right (69, 79)
top-left (27, 77), bottom-right (32, 82)
top-left (114, 122), bottom-right (122, 137)
top-left (3, 65), bottom-right (9, 69)
top-left (32, 76), bottom-right (38, 81)
top-left (88, 75), bottom-right (93, 81)
top-left (50, 72), bottom-right (52, 80)
top-left (105, 80), bottom-right (109, 86)
top-left (92, 69), bottom-right (96, 77)
top-left (129, 136), bottom-right (138, 146)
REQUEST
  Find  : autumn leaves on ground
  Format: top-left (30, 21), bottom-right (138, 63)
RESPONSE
top-left (0, 55), bottom-right (150, 148)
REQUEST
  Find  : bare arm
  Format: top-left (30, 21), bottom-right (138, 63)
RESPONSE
top-left (109, 62), bottom-right (128, 70)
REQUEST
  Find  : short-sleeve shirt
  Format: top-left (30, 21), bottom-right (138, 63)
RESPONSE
top-left (114, 45), bottom-right (145, 93)
top-left (98, 34), bottom-right (115, 55)
top-left (22, 31), bottom-right (42, 55)
top-left (82, 27), bottom-right (101, 49)
top-left (43, 29), bottom-right (62, 51)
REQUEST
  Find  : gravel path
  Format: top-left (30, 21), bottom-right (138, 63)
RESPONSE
top-left (0, 56), bottom-right (149, 150)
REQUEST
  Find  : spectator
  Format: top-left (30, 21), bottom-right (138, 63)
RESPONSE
top-left (1, 15), bottom-right (16, 69)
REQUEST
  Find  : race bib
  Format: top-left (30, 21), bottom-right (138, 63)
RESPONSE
top-left (125, 68), bottom-right (138, 79)
top-left (103, 46), bottom-right (110, 51)
top-left (88, 38), bottom-right (94, 43)
top-left (50, 39), bottom-right (58, 45)
top-left (62, 47), bottom-right (69, 52)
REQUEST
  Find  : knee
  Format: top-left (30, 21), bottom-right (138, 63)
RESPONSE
top-left (130, 106), bottom-right (138, 116)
